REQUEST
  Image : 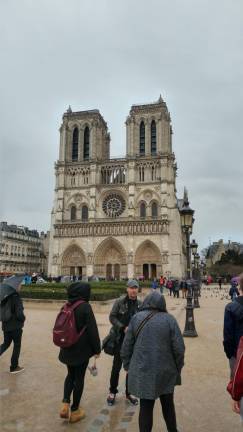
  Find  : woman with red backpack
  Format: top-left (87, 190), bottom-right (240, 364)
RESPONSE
top-left (224, 274), bottom-right (243, 420)
top-left (56, 282), bottom-right (101, 423)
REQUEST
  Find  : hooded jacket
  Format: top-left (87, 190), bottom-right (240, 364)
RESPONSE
top-left (58, 282), bottom-right (101, 366)
top-left (223, 296), bottom-right (243, 359)
top-left (121, 291), bottom-right (185, 399)
top-left (1, 292), bottom-right (25, 332)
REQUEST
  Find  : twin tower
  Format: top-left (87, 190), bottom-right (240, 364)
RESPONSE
top-left (48, 96), bottom-right (186, 280)
top-left (58, 95), bottom-right (172, 163)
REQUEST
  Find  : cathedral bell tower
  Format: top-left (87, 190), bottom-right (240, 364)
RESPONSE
top-left (59, 107), bottom-right (110, 162)
top-left (125, 95), bottom-right (172, 157)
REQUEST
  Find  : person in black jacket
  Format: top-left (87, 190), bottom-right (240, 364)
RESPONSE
top-left (223, 274), bottom-right (243, 414)
top-left (59, 282), bottom-right (101, 423)
top-left (0, 278), bottom-right (25, 374)
top-left (106, 279), bottom-right (141, 406)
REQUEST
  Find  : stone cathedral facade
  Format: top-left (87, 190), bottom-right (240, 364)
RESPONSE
top-left (48, 96), bottom-right (186, 279)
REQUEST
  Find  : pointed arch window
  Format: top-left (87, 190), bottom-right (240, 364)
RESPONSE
top-left (151, 202), bottom-right (158, 218)
top-left (139, 121), bottom-right (145, 155)
top-left (151, 120), bottom-right (157, 155)
top-left (84, 127), bottom-right (90, 160)
top-left (70, 205), bottom-right (76, 221)
top-left (140, 202), bottom-right (146, 218)
top-left (72, 128), bottom-right (79, 161)
top-left (82, 205), bottom-right (88, 221)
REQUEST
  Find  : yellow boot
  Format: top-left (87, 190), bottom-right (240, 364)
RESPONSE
top-left (59, 402), bottom-right (70, 419)
top-left (69, 407), bottom-right (85, 423)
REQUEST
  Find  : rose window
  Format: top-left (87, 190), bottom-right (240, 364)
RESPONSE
top-left (102, 194), bottom-right (126, 218)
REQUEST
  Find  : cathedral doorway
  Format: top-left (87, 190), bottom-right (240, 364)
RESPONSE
top-left (135, 241), bottom-right (161, 280)
top-left (94, 238), bottom-right (126, 279)
top-left (61, 245), bottom-right (86, 277)
top-left (151, 263), bottom-right (157, 279)
top-left (114, 263), bottom-right (120, 279)
top-left (106, 264), bottom-right (112, 279)
top-left (106, 263), bottom-right (120, 280)
top-left (143, 264), bottom-right (149, 280)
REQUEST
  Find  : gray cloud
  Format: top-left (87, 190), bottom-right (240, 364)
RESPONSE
top-left (0, 0), bottom-right (243, 249)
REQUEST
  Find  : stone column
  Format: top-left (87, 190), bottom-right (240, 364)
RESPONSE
top-left (145, 119), bottom-right (150, 156)
top-left (59, 126), bottom-right (65, 161)
top-left (127, 263), bottom-right (134, 279)
top-left (86, 264), bottom-right (94, 277)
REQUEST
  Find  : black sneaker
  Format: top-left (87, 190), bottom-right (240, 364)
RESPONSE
top-left (126, 395), bottom-right (138, 406)
top-left (10, 366), bottom-right (25, 374)
top-left (107, 393), bottom-right (116, 406)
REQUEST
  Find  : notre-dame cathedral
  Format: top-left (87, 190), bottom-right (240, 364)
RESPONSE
top-left (48, 96), bottom-right (187, 279)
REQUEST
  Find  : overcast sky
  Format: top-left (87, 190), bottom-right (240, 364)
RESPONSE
top-left (0, 0), bottom-right (242, 251)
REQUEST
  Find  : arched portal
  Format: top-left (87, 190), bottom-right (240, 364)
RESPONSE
top-left (61, 245), bottom-right (86, 278)
top-left (135, 240), bottom-right (161, 280)
top-left (94, 237), bottom-right (126, 279)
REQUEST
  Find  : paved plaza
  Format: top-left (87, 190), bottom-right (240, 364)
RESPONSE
top-left (0, 286), bottom-right (242, 432)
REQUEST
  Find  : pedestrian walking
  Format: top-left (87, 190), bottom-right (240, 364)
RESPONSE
top-left (58, 282), bottom-right (101, 423)
top-left (121, 291), bottom-right (185, 432)
top-left (223, 274), bottom-right (243, 418)
top-left (167, 279), bottom-right (173, 296)
top-left (218, 277), bottom-right (222, 289)
top-left (229, 282), bottom-right (239, 301)
top-left (106, 279), bottom-right (141, 406)
top-left (180, 279), bottom-right (188, 299)
top-left (173, 279), bottom-right (180, 298)
top-left (151, 278), bottom-right (158, 291)
top-left (0, 275), bottom-right (25, 374)
top-left (159, 275), bottom-right (164, 294)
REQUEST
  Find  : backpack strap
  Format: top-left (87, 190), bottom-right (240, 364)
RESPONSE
top-left (65, 299), bottom-right (85, 311)
top-left (135, 311), bottom-right (159, 340)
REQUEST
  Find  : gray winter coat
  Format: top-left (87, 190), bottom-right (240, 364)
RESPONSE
top-left (121, 291), bottom-right (185, 399)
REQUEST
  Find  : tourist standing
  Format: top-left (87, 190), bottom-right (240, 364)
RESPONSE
top-left (151, 278), bottom-right (158, 291)
top-left (107, 279), bottom-right (141, 406)
top-left (58, 282), bottom-right (101, 423)
top-left (229, 282), bottom-right (239, 301)
top-left (159, 275), bottom-right (164, 294)
top-left (121, 291), bottom-right (185, 432)
top-left (223, 274), bottom-right (243, 416)
top-left (180, 279), bottom-right (188, 299)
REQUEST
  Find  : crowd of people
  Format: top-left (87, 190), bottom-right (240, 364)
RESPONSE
top-left (1, 274), bottom-right (243, 430)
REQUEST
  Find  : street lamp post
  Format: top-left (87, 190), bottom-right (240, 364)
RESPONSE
top-left (190, 240), bottom-right (200, 308)
top-left (180, 191), bottom-right (198, 337)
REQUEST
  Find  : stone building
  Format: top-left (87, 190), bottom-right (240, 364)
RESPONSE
top-left (48, 96), bottom-right (188, 279)
top-left (206, 239), bottom-right (243, 268)
top-left (0, 222), bottom-right (45, 275)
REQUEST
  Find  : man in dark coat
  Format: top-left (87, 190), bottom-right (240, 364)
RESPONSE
top-left (59, 282), bottom-right (101, 423)
top-left (0, 276), bottom-right (25, 374)
top-left (121, 291), bottom-right (184, 432)
top-left (223, 274), bottom-right (243, 415)
top-left (106, 279), bottom-right (141, 406)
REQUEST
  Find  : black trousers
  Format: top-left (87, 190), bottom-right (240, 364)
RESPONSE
top-left (110, 349), bottom-right (129, 395)
top-left (63, 360), bottom-right (89, 411)
top-left (139, 393), bottom-right (177, 432)
top-left (0, 329), bottom-right (23, 371)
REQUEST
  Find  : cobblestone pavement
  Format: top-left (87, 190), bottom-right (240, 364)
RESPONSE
top-left (0, 286), bottom-right (242, 431)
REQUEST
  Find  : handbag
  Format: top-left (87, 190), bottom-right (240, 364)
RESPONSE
top-left (102, 327), bottom-right (120, 356)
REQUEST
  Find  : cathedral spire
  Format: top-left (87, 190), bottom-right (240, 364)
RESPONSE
top-left (183, 187), bottom-right (189, 205)
top-left (67, 105), bottom-right (72, 113)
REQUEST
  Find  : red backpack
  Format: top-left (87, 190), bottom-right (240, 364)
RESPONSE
top-left (53, 300), bottom-right (86, 348)
top-left (227, 336), bottom-right (243, 401)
